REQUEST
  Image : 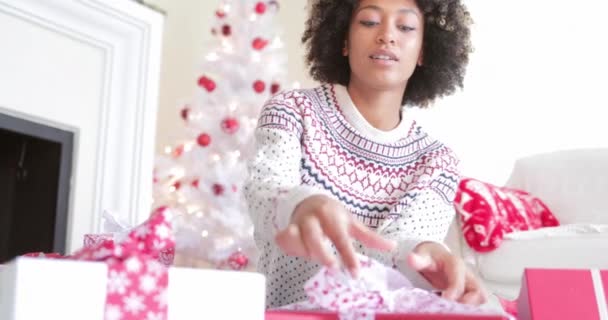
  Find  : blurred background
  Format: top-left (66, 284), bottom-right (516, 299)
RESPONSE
top-left (146, 0), bottom-right (608, 185)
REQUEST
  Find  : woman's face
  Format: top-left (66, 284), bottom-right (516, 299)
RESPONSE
top-left (346, 0), bottom-right (424, 92)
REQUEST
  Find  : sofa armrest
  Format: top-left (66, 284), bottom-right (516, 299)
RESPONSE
top-left (505, 148), bottom-right (608, 224)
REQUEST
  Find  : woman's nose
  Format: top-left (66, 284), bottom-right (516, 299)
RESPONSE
top-left (376, 27), bottom-right (396, 45)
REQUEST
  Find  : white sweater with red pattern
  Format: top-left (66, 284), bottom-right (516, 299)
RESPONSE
top-left (244, 83), bottom-right (460, 308)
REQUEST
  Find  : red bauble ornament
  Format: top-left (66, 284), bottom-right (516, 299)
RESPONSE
top-left (221, 117), bottom-right (240, 134)
top-left (253, 80), bottom-right (266, 93)
top-left (254, 2), bottom-right (267, 14)
top-left (221, 24), bottom-right (231, 36)
top-left (212, 183), bottom-right (225, 196)
top-left (197, 133), bottom-right (211, 147)
top-left (232, 184), bottom-right (238, 192)
top-left (216, 10), bottom-right (226, 18)
top-left (270, 82), bottom-right (280, 94)
top-left (252, 37), bottom-right (268, 50)
top-left (180, 107), bottom-right (190, 121)
top-left (191, 179), bottom-right (200, 188)
top-left (198, 76), bottom-right (216, 92)
top-left (172, 181), bottom-right (182, 190)
top-left (228, 251), bottom-right (249, 270)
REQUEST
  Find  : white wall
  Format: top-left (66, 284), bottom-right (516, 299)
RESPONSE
top-left (149, 0), bottom-right (608, 185)
top-left (409, 0), bottom-right (608, 184)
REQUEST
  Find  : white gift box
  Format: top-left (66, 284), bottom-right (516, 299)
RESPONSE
top-left (0, 257), bottom-right (265, 320)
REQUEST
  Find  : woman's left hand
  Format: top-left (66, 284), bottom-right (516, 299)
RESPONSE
top-left (408, 241), bottom-right (488, 305)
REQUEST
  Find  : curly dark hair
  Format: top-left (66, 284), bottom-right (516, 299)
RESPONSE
top-left (302, 0), bottom-right (473, 107)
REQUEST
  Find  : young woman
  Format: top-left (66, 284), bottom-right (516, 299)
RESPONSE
top-left (245, 0), bottom-right (485, 309)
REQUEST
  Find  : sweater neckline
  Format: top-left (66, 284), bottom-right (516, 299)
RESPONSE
top-left (330, 83), bottom-right (413, 144)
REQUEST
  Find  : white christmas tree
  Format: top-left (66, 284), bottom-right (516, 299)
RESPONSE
top-left (153, 0), bottom-right (289, 271)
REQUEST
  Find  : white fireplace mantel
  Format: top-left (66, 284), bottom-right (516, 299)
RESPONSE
top-left (0, 0), bottom-right (164, 252)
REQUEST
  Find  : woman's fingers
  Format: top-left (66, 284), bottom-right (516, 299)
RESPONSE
top-left (459, 290), bottom-right (485, 305)
top-left (458, 271), bottom-right (488, 305)
top-left (407, 252), bottom-right (438, 273)
top-left (300, 217), bottom-right (337, 267)
top-left (350, 218), bottom-right (396, 251)
top-left (323, 219), bottom-right (359, 277)
top-left (442, 256), bottom-right (466, 301)
top-left (275, 224), bottom-right (307, 257)
top-left (284, 197), bottom-right (397, 278)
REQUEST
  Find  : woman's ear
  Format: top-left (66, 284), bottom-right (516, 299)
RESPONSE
top-left (417, 48), bottom-right (424, 66)
top-left (343, 40), bottom-right (348, 56)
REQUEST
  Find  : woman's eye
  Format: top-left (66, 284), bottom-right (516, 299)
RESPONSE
top-left (359, 20), bottom-right (378, 27)
top-left (399, 25), bottom-right (416, 32)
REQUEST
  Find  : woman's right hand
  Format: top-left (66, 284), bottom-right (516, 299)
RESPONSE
top-left (275, 194), bottom-right (396, 277)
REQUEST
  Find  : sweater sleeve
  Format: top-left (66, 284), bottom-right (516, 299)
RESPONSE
top-left (360, 151), bottom-right (461, 289)
top-left (244, 92), bottom-right (330, 243)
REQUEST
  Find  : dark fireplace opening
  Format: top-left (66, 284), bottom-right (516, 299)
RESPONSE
top-left (0, 112), bottom-right (73, 263)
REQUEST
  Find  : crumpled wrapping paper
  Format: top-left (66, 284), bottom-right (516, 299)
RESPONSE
top-left (281, 254), bottom-right (512, 320)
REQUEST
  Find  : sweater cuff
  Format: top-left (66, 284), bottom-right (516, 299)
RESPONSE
top-left (393, 239), bottom-right (451, 290)
top-left (275, 185), bottom-right (331, 231)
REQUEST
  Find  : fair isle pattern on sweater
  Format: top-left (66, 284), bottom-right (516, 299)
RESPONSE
top-left (245, 83), bottom-right (460, 308)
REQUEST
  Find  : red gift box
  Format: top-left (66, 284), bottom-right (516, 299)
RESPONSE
top-left (517, 268), bottom-right (608, 320)
top-left (266, 310), bottom-right (507, 319)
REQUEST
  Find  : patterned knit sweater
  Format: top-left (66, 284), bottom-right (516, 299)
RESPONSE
top-left (244, 83), bottom-right (460, 308)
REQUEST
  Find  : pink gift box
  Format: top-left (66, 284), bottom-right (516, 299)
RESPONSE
top-left (517, 268), bottom-right (608, 320)
top-left (266, 310), bottom-right (507, 319)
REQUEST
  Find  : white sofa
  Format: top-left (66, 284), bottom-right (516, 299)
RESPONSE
top-left (449, 148), bottom-right (608, 300)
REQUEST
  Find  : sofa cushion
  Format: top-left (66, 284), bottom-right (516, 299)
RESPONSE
top-left (505, 149), bottom-right (608, 224)
top-left (454, 177), bottom-right (559, 252)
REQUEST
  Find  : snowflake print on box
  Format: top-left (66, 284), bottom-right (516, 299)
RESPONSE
top-left (71, 207), bottom-right (174, 320)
